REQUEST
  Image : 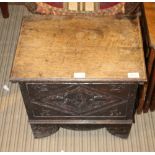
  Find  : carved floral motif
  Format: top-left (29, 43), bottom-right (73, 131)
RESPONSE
top-left (28, 84), bottom-right (128, 116)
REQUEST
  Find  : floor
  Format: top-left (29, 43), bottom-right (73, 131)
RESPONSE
top-left (0, 4), bottom-right (155, 152)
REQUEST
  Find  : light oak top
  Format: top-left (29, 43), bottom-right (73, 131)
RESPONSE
top-left (10, 16), bottom-right (146, 82)
top-left (144, 2), bottom-right (155, 49)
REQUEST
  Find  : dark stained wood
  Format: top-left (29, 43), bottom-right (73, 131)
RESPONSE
top-left (20, 82), bottom-right (137, 119)
top-left (147, 49), bottom-right (155, 77)
top-left (10, 16), bottom-right (146, 138)
top-left (107, 124), bottom-right (132, 139)
top-left (27, 83), bottom-right (131, 117)
top-left (19, 81), bottom-right (138, 138)
top-left (144, 61), bottom-right (155, 112)
top-left (136, 84), bottom-right (147, 114)
top-left (29, 119), bottom-right (132, 125)
top-left (150, 87), bottom-right (155, 111)
top-left (0, 2), bottom-right (9, 18)
top-left (31, 124), bottom-right (132, 139)
top-left (30, 124), bottom-right (59, 138)
top-left (144, 49), bottom-right (155, 112)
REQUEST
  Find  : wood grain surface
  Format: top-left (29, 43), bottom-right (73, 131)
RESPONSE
top-left (144, 3), bottom-right (155, 49)
top-left (1, 4), bottom-right (155, 151)
top-left (10, 16), bottom-right (146, 82)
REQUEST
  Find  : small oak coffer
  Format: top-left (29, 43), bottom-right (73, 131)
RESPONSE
top-left (10, 16), bottom-right (147, 138)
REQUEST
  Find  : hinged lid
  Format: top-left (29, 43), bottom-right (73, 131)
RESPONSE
top-left (10, 16), bottom-right (147, 82)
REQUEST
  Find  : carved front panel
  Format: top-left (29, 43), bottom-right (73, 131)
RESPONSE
top-left (25, 83), bottom-right (131, 118)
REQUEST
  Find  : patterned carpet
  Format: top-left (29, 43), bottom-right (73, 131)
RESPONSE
top-left (0, 4), bottom-right (155, 152)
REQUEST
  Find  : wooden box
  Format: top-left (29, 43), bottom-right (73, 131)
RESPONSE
top-left (10, 16), bottom-right (147, 138)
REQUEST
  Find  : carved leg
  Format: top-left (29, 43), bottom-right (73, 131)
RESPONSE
top-left (107, 124), bottom-right (132, 139)
top-left (30, 124), bottom-right (59, 138)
